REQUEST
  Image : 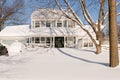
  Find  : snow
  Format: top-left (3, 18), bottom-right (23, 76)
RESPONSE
top-left (0, 25), bottom-right (30, 40)
top-left (30, 25), bottom-right (95, 37)
top-left (0, 48), bottom-right (120, 80)
top-left (0, 24), bottom-right (95, 39)
top-left (31, 9), bottom-right (68, 20)
top-left (8, 41), bottom-right (25, 56)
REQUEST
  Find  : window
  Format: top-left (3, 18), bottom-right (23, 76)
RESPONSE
top-left (46, 21), bottom-right (51, 27)
top-left (118, 37), bottom-right (120, 44)
top-left (66, 37), bottom-right (75, 47)
top-left (89, 43), bottom-right (93, 47)
top-left (41, 37), bottom-right (45, 42)
top-left (63, 20), bottom-right (67, 27)
top-left (41, 21), bottom-right (46, 27)
top-left (57, 20), bottom-right (62, 27)
top-left (83, 38), bottom-right (89, 47)
top-left (35, 37), bottom-right (40, 43)
top-left (46, 37), bottom-right (50, 43)
top-left (35, 21), bottom-right (40, 28)
top-left (31, 37), bottom-right (35, 43)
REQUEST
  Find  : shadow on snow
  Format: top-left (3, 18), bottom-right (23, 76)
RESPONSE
top-left (57, 48), bottom-right (109, 67)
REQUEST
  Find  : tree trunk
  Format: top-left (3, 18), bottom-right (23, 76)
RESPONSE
top-left (96, 31), bottom-right (102, 54)
top-left (108, 0), bottom-right (119, 67)
top-left (96, 44), bottom-right (101, 54)
top-left (0, 21), bottom-right (3, 31)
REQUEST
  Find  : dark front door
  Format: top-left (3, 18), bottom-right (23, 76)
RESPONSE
top-left (55, 37), bottom-right (64, 48)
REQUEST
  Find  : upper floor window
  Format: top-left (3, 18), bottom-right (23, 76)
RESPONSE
top-left (57, 20), bottom-right (62, 27)
top-left (41, 21), bottom-right (46, 27)
top-left (46, 21), bottom-right (51, 27)
top-left (63, 20), bottom-right (67, 27)
top-left (35, 21), bottom-right (40, 28)
top-left (33, 20), bottom-right (74, 28)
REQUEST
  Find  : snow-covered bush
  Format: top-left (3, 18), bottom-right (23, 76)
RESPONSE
top-left (0, 45), bottom-right (8, 56)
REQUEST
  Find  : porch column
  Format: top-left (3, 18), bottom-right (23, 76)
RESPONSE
top-left (50, 37), bottom-right (52, 48)
top-left (33, 37), bottom-right (35, 45)
top-left (45, 37), bottom-right (46, 47)
top-left (64, 36), bottom-right (66, 48)
top-left (28, 38), bottom-right (30, 44)
top-left (82, 38), bottom-right (84, 48)
top-left (53, 37), bottom-right (55, 48)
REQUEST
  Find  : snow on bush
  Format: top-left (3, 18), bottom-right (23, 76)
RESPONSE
top-left (8, 41), bottom-right (25, 56)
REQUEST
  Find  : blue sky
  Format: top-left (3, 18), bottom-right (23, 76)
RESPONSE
top-left (24, 0), bottom-right (120, 24)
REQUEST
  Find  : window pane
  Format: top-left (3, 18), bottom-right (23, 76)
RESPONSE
top-left (46, 21), bottom-right (51, 27)
top-left (41, 37), bottom-right (45, 42)
top-left (57, 20), bottom-right (62, 27)
top-left (41, 21), bottom-right (46, 27)
top-left (63, 20), bottom-right (67, 27)
top-left (46, 37), bottom-right (50, 43)
top-left (84, 38), bottom-right (88, 47)
top-left (35, 21), bottom-right (40, 28)
top-left (66, 37), bottom-right (75, 48)
top-left (35, 37), bottom-right (40, 43)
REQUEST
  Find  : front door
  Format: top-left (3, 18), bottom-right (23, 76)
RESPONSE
top-left (55, 37), bottom-right (64, 48)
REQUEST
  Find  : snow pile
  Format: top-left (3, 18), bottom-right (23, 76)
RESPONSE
top-left (8, 41), bottom-right (25, 56)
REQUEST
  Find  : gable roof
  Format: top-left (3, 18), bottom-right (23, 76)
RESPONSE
top-left (31, 8), bottom-right (71, 20)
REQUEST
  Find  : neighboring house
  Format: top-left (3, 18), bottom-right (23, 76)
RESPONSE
top-left (0, 8), bottom-right (95, 49)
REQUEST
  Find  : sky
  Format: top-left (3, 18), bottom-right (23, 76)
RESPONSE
top-left (24, 0), bottom-right (120, 25)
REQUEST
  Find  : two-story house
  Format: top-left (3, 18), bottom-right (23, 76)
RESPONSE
top-left (0, 8), bottom-right (94, 49)
top-left (27, 8), bottom-right (94, 48)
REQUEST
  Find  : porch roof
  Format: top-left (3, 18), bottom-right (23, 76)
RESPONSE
top-left (29, 26), bottom-right (89, 37)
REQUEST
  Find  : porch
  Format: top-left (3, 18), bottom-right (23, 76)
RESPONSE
top-left (26, 36), bottom-right (76, 48)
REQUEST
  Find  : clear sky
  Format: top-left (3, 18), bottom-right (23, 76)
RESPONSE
top-left (24, 0), bottom-right (120, 25)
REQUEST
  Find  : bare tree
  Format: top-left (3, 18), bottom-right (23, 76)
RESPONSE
top-left (108, 0), bottom-right (119, 67)
top-left (0, 0), bottom-right (25, 31)
top-left (54, 0), bottom-right (120, 54)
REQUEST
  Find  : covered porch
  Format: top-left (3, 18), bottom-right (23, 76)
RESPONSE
top-left (26, 36), bottom-right (76, 48)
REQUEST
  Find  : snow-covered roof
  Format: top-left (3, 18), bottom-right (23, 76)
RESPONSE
top-left (31, 8), bottom-right (70, 20)
top-left (0, 24), bottom-right (95, 40)
top-left (0, 25), bottom-right (30, 40)
top-left (29, 25), bottom-right (94, 37)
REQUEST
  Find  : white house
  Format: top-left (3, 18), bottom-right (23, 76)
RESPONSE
top-left (0, 8), bottom-right (95, 52)
top-left (28, 8), bottom-right (94, 48)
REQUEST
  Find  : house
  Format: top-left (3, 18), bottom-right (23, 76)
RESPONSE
top-left (0, 8), bottom-right (94, 50)
top-left (27, 8), bottom-right (94, 48)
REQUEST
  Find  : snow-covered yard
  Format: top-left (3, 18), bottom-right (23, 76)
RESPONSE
top-left (0, 48), bottom-right (120, 80)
